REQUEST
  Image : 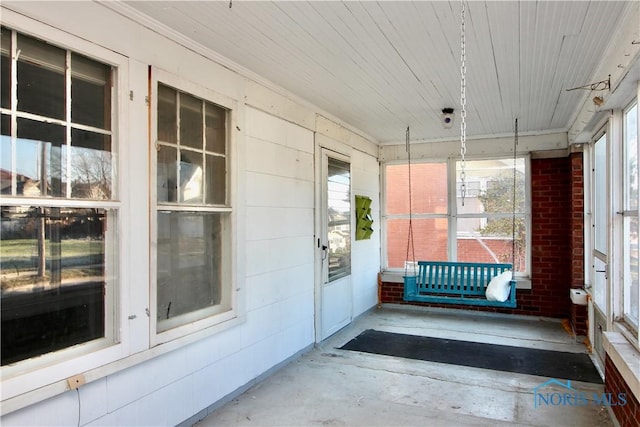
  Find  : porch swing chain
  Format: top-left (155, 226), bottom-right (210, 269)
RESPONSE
top-left (512, 118), bottom-right (518, 271)
top-left (405, 126), bottom-right (416, 277)
top-left (459, 0), bottom-right (467, 207)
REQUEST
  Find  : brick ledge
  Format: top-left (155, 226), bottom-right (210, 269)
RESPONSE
top-left (604, 331), bottom-right (640, 402)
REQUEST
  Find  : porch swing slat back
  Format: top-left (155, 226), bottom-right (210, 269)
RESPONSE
top-left (403, 261), bottom-right (517, 308)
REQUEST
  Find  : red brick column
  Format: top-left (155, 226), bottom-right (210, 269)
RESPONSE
top-left (529, 156), bottom-right (572, 318)
top-left (605, 355), bottom-right (640, 426)
top-left (570, 150), bottom-right (587, 336)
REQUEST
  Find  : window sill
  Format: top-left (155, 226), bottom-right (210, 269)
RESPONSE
top-left (380, 270), bottom-right (532, 290)
top-left (603, 331), bottom-right (640, 402)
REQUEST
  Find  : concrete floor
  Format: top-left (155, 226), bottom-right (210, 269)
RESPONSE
top-left (195, 306), bottom-right (613, 427)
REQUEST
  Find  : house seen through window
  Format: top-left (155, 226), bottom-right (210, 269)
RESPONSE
top-left (385, 158), bottom-right (528, 274)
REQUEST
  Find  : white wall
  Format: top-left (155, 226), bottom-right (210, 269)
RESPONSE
top-left (0, 2), bottom-right (380, 426)
top-left (351, 150), bottom-right (382, 316)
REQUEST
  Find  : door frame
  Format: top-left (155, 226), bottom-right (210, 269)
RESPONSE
top-left (587, 124), bottom-right (611, 364)
top-left (314, 141), bottom-right (353, 342)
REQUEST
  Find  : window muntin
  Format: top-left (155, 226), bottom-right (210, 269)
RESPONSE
top-left (1, 28), bottom-right (113, 200)
top-left (384, 157), bottom-right (529, 274)
top-left (155, 82), bottom-right (231, 335)
top-left (0, 27), bottom-right (117, 366)
top-left (623, 102), bottom-right (638, 329)
top-left (156, 84), bottom-right (227, 206)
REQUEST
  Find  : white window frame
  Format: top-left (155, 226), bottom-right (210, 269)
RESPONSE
top-left (621, 100), bottom-right (639, 333)
top-left (586, 93), bottom-right (640, 353)
top-left (150, 67), bottom-right (240, 347)
top-left (588, 126), bottom-right (609, 314)
top-left (381, 155), bottom-right (531, 281)
top-left (612, 98), bottom-right (640, 348)
top-left (0, 21), bottom-right (132, 401)
top-left (0, 11), bottom-right (248, 414)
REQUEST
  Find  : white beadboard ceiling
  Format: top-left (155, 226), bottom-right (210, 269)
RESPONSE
top-left (124, 1), bottom-right (630, 144)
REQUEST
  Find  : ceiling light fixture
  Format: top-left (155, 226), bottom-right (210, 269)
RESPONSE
top-left (441, 108), bottom-right (455, 129)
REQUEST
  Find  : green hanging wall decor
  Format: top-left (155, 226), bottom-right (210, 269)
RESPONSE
top-left (355, 195), bottom-right (374, 240)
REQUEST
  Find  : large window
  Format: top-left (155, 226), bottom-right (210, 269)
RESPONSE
top-left (623, 101), bottom-right (638, 330)
top-left (384, 157), bottom-right (529, 275)
top-left (153, 79), bottom-right (233, 340)
top-left (0, 27), bottom-right (117, 365)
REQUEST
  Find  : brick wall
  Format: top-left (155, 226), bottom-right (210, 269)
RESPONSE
top-left (381, 156), bottom-right (576, 319)
top-left (570, 151), bottom-right (587, 335)
top-left (605, 355), bottom-right (640, 426)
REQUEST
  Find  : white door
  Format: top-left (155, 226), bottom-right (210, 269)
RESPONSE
top-left (589, 130), bottom-right (609, 363)
top-left (591, 131), bottom-right (608, 313)
top-left (317, 149), bottom-right (352, 340)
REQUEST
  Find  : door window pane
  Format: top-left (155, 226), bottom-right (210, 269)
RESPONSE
top-left (328, 158), bottom-right (351, 282)
top-left (594, 257), bottom-right (607, 310)
top-left (594, 133), bottom-right (607, 254)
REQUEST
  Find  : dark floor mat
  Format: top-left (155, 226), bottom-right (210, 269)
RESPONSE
top-left (339, 329), bottom-right (602, 384)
